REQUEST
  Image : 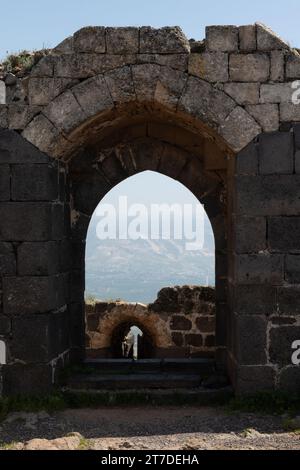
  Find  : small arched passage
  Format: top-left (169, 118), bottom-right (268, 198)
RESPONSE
top-left (111, 322), bottom-right (154, 359)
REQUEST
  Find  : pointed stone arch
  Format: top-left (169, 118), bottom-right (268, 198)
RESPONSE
top-left (1, 23), bottom-right (300, 396)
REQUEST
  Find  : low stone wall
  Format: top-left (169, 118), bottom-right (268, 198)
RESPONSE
top-left (85, 286), bottom-right (216, 359)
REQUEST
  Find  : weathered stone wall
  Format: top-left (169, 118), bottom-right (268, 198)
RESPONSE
top-left (0, 23), bottom-right (300, 396)
top-left (85, 286), bottom-right (216, 358)
top-left (228, 124), bottom-right (300, 394)
top-left (0, 129), bottom-right (72, 395)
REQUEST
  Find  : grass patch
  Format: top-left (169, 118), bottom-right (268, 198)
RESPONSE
top-left (77, 436), bottom-right (90, 450)
top-left (0, 390), bottom-right (299, 419)
top-left (282, 418), bottom-right (300, 434)
top-left (0, 441), bottom-right (18, 450)
top-left (0, 394), bottom-right (66, 422)
top-left (227, 391), bottom-right (300, 415)
top-left (1, 49), bottom-right (50, 76)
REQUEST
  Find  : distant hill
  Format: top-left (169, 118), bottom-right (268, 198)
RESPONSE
top-left (85, 217), bottom-right (215, 304)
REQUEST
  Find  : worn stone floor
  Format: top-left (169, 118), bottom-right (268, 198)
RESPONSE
top-left (0, 406), bottom-right (299, 450)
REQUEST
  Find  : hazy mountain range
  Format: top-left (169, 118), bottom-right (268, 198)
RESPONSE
top-left (85, 218), bottom-right (215, 304)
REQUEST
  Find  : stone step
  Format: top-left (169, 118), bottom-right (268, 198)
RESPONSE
top-left (62, 386), bottom-right (234, 407)
top-left (67, 373), bottom-right (203, 390)
top-left (83, 358), bottom-right (216, 375)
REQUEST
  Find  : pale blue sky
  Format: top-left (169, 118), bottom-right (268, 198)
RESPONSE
top-left (2, 1), bottom-right (299, 217)
top-left (1, 0), bottom-right (300, 59)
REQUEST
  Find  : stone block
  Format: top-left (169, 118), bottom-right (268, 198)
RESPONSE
top-left (260, 83), bottom-right (293, 104)
top-left (236, 141), bottom-right (258, 175)
top-left (18, 242), bottom-right (60, 276)
top-left (179, 76), bottom-right (235, 130)
top-left (106, 27), bottom-right (139, 54)
top-left (239, 25), bottom-right (256, 52)
top-left (188, 53), bottom-right (228, 82)
top-left (72, 75), bottom-right (113, 119)
top-left (59, 239), bottom-right (72, 272)
top-left (196, 316), bottom-right (215, 333)
top-left (53, 53), bottom-right (136, 79)
top-left (137, 53), bottom-right (188, 71)
top-left (0, 129), bottom-right (49, 164)
top-left (135, 54), bottom-right (189, 72)
top-left (236, 176), bottom-right (300, 216)
top-left (235, 365), bottom-right (275, 395)
top-left (0, 164), bottom-right (10, 201)
top-left (229, 54), bottom-right (270, 82)
top-left (206, 26), bottom-right (238, 52)
top-left (278, 366), bottom-right (300, 393)
top-left (286, 53), bottom-right (300, 79)
top-left (73, 27), bottom-right (106, 53)
top-left (140, 27), bottom-right (190, 54)
top-left (131, 63), bottom-right (161, 102)
top-left (22, 114), bottom-right (68, 158)
top-left (104, 66), bottom-right (136, 103)
top-left (276, 286), bottom-right (300, 315)
top-left (246, 104), bottom-right (279, 133)
top-left (234, 285), bottom-right (276, 315)
top-left (270, 51), bottom-right (284, 82)
top-left (234, 216), bottom-right (266, 253)
top-left (43, 90), bottom-right (86, 134)
top-left (0, 315), bottom-right (11, 335)
top-left (70, 270), bottom-right (85, 303)
top-left (258, 132), bottom-right (293, 175)
top-left (0, 243), bottom-right (16, 276)
top-left (234, 315), bottom-right (267, 365)
top-left (224, 83), bottom-right (259, 105)
top-left (219, 107), bottom-right (261, 153)
top-left (28, 77), bottom-right (77, 106)
top-left (268, 217), bottom-right (300, 252)
top-left (0, 202), bottom-right (54, 241)
top-left (2, 364), bottom-right (53, 396)
top-left (69, 302), bottom-right (85, 350)
top-left (256, 23), bottom-right (288, 51)
top-left (294, 123), bottom-right (300, 149)
top-left (0, 105), bottom-right (7, 127)
top-left (172, 332), bottom-right (183, 347)
top-left (269, 326), bottom-right (300, 366)
top-left (155, 67), bottom-right (188, 110)
top-left (235, 254), bottom-right (283, 285)
top-left (280, 103), bottom-right (300, 122)
top-left (170, 316), bottom-right (192, 331)
top-left (285, 255), bottom-right (300, 283)
top-left (3, 275), bottom-right (65, 315)
top-left (185, 334), bottom-right (203, 347)
top-left (30, 56), bottom-right (54, 77)
top-left (205, 335), bottom-right (215, 348)
top-left (11, 164), bottom-right (59, 201)
top-left (51, 203), bottom-right (66, 241)
top-left (8, 104), bottom-right (41, 130)
top-left (53, 36), bottom-right (74, 55)
top-left (73, 173), bottom-right (111, 215)
top-left (10, 313), bottom-right (65, 362)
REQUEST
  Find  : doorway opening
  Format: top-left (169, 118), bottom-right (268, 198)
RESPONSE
top-left (84, 171), bottom-right (216, 361)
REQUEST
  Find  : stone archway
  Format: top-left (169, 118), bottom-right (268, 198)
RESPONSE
top-left (1, 23), bottom-right (300, 396)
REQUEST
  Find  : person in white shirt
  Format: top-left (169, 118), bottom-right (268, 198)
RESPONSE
top-left (122, 325), bottom-right (143, 360)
